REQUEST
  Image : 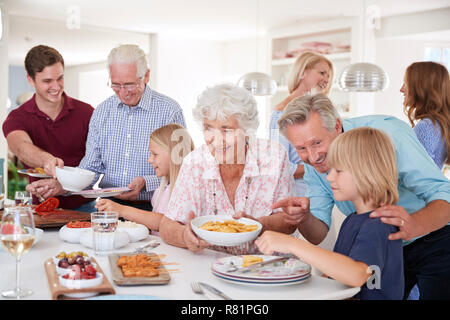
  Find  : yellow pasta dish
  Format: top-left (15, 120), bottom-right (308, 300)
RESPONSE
top-left (199, 220), bottom-right (258, 233)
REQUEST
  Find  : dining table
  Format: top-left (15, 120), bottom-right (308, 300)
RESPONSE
top-left (0, 225), bottom-right (360, 301)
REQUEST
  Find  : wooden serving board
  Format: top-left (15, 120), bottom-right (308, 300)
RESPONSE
top-left (44, 257), bottom-right (115, 300)
top-left (0, 208), bottom-right (91, 229)
top-left (33, 209), bottom-right (91, 228)
top-left (108, 252), bottom-right (171, 286)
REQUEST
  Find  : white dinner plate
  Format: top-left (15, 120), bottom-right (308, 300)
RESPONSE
top-left (17, 169), bottom-right (52, 178)
top-left (72, 187), bottom-right (131, 198)
top-left (212, 271), bottom-right (311, 286)
top-left (211, 255), bottom-right (311, 281)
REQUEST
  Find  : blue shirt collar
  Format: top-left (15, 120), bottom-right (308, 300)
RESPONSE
top-left (117, 85), bottom-right (153, 111)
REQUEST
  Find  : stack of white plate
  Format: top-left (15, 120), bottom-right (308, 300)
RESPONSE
top-left (211, 255), bottom-right (311, 286)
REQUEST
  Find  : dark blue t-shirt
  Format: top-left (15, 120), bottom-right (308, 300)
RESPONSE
top-left (333, 211), bottom-right (404, 300)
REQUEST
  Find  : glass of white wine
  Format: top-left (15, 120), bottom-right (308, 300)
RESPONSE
top-left (0, 206), bottom-right (35, 298)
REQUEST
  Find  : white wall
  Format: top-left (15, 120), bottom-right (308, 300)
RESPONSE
top-left (0, 3), bottom-right (10, 185)
top-left (65, 61), bottom-right (111, 108)
top-left (153, 35), bottom-right (224, 147)
top-left (222, 37), bottom-right (271, 139)
top-left (374, 39), bottom-right (430, 122)
top-left (373, 7), bottom-right (450, 120)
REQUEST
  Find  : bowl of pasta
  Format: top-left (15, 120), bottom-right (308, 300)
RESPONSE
top-left (191, 215), bottom-right (262, 247)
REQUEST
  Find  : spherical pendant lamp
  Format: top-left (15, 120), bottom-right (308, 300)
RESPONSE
top-left (338, 62), bottom-right (389, 92)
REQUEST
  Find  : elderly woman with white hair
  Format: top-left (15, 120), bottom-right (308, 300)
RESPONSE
top-left (159, 83), bottom-right (296, 254)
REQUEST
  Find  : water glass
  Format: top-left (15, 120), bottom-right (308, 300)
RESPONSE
top-left (91, 211), bottom-right (118, 256)
top-left (14, 191), bottom-right (32, 205)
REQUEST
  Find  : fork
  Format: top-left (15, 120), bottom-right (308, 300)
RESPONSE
top-left (36, 193), bottom-right (46, 203)
top-left (191, 282), bottom-right (212, 300)
top-left (134, 241), bottom-right (160, 253)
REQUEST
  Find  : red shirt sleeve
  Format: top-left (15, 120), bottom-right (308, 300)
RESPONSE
top-left (2, 107), bottom-right (30, 138)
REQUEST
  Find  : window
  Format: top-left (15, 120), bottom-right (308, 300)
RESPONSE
top-left (424, 47), bottom-right (450, 71)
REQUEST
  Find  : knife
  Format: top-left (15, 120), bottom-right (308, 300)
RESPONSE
top-left (199, 282), bottom-right (232, 300)
top-left (228, 256), bottom-right (289, 273)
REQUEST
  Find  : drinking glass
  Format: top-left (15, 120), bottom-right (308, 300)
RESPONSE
top-left (0, 206), bottom-right (35, 298)
top-left (14, 191), bottom-right (32, 205)
top-left (91, 211), bottom-right (118, 256)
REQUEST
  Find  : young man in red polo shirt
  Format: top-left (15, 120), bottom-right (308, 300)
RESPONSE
top-left (2, 45), bottom-right (95, 211)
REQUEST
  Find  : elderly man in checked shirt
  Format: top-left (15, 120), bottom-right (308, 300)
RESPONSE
top-left (27, 44), bottom-right (186, 211)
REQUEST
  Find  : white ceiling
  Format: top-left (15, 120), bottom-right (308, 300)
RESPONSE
top-left (5, 0), bottom-right (450, 65)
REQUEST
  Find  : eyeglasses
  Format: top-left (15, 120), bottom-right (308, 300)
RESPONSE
top-left (108, 77), bottom-right (143, 91)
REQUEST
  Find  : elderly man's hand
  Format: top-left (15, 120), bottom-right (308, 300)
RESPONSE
top-left (115, 177), bottom-right (146, 201)
top-left (182, 211), bottom-right (211, 252)
top-left (43, 156), bottom-right (64, 178)
top-left (271, 196), bottom-right (311, 226)
top-left (26, 178), bottom-right (64, 200)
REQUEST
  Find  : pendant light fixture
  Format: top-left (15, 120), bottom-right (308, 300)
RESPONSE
top-left (237, 0), bottom-right (277, 96)
top-left (338, 0), bottom-right (389, 92)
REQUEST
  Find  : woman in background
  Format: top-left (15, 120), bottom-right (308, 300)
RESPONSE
top-left (270, 52), bottom-right (334, 196)
top-left (400, 61), bottom-right (450, 169)
top-left (400, 61), bottom-right (450, 300)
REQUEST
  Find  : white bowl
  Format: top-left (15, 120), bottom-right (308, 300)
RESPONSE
top-left (59, 225), bottom-right (91, 244)
top-left (118, 224), bottom-right (149, 242)
top-left (33, 228), bottom-right (44, 246)
top-left (79, 230), bottom-right (130, 249)
top-left (191, 215), bottom-right (262, 247)
top-left (56, 261), bottom-right (96, 276)
top-left (59, 273), bottom-right (103, 298)
top-left (55, 166), bottom-right (95, 192)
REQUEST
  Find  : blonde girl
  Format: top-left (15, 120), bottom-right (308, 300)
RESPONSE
top-left (256, 127), bottom-right (404, 300)
top-left (96, 123), bottom-right (194, 232)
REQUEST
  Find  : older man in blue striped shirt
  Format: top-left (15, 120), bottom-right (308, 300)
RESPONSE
top-left (29, 44), bottom-right (186, 211)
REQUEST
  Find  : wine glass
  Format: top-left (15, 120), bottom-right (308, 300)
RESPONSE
top-left (0, 206), bottom-right (35, 298)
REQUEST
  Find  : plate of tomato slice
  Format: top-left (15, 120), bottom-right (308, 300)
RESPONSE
top-left (35, 198), bottom-right (60, 216)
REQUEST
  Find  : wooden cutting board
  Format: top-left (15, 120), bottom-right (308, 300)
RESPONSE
top-left (33, 208), bottom-right (91, 228)
top-left (0, 208), bottom-right (91, 229)
top-left (44, 257), bottom-right (115, 300)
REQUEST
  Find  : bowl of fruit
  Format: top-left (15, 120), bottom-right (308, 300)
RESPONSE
top-left (59, 264), bottom-right (103, 298)
top-left (55, 251), bottom-right (95, 276)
